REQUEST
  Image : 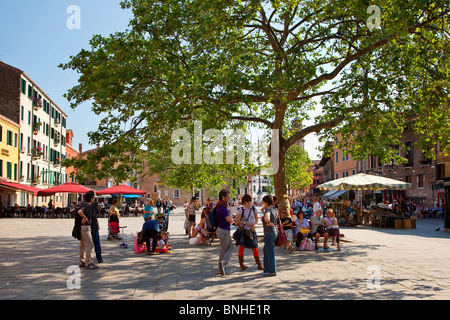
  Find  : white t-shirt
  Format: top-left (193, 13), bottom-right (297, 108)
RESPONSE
top-left (313, 201), bottom-right (322, 213)
top-left (237, 206), bottom-right (256, 230)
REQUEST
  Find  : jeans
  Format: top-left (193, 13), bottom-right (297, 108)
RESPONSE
top-left (91, 229), bottom-right (103, 262)
top-left (217, 227), bottom-right (234, 269)
top-left (144, 229), bottom-right (158, 253)
top-left (263, 227), bottom-right (278, 274)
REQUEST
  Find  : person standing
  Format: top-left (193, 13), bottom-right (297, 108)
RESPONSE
top-left (143, 199), bottom-right (154, 220)
top-left (156, 198), bottom-right (162, 214)
top-left (162, 199), bottom-right (167, 214)
top-left (90, 199), bottom-right (103, 263)
top-left (216, 189), bottom-right (234, 275)
top-left (186, 197), bottom-right (199, 238)
top-left (261, 195), bottom-right (278, 276)
top-left (235, 194), bottom-right (263, 270)
top-left (312, 197), bottom-right (321, 214)
top-left (77, 191), bottom-right (98, 269)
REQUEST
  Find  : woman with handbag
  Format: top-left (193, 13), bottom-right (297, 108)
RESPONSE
top-left (261, 195), bottom-right (278, 277)
top-left (234, 194), bottom-right (263, 271)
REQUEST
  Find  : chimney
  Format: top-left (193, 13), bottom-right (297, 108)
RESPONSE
top-left (97, 143), bottom-right (100, 149)
top-left (79, 143), bottom-right (82, 154)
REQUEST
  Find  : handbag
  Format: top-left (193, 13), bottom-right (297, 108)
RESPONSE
top-left (232, 206), bottom-right (251, 242)
top-left (240, 231), bottom-right (258, 249)
top-left (275, 216), bottom-right (288, 247)
top-left (233, 228), bottom-right (245, 241)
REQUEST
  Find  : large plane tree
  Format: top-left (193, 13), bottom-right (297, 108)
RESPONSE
top-left (61, 0), bottom-right (450, 211)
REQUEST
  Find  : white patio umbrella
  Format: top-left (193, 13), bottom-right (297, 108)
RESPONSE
top-left (318, 173), bottom-right (411, 191)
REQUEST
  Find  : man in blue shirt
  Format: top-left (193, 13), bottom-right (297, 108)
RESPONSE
top-left (142, 215), bottom-right (160, 255)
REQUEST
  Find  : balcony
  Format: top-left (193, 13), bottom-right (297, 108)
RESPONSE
top-left (32, 148), bottom-right (43, 160)
top-left (32, 122), bottom-right (42, 135)
top-left (32, 98), bottom-right (43, 111)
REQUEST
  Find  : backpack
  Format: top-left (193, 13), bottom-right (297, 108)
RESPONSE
top-left (205, 208), bottom-right (218, 232)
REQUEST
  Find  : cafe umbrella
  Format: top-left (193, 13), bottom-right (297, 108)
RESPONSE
top-left (318, 173), bottom-right (411, 222)
top-left (37, 182), bottom-right (96, 208)
top-left (96, 184), bottom-right (146, 196)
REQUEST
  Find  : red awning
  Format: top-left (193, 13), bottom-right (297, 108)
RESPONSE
top-left (0, 181), bottom-right (43, 195)
top-left (37, 182), bottom-right (95, 196)
top-left (96, 184), bottom-right (146, 195)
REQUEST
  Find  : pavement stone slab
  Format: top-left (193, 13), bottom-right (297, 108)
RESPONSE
top-left (1, 208), bottom-right (450, 301)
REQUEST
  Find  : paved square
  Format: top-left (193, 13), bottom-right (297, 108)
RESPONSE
top-left (1, 208), bottom-right (449, 300)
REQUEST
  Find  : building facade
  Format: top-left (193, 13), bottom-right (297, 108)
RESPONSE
top-left (0, 61), bottom-right (68, 207)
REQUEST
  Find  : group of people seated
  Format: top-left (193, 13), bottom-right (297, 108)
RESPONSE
top-left (377, 198), bottom-right (444, 218)
top-left (281, 207), bottom-right (341, 253)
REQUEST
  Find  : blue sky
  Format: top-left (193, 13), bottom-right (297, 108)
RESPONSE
top-left (0, 0), bottom-right (322, 160)
top-left (0, 0), bottom-right (132, 151)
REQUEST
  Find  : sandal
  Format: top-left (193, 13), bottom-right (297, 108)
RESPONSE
top-left (86, 263), bottom-right (98, 269)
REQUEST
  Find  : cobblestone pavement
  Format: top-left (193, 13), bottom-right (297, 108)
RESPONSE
top-left (1, 207), bottom-right (449, 300)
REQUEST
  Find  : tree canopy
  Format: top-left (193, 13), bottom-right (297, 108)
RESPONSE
top-left (60, 0), bottom-right (450, 210)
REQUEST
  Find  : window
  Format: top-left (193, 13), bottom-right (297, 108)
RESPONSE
top-left (405, 141), bottom-right (413, 166)
top-left (335, 151), bottom-right (339, 163)
top-left (21, 106), bottom-right (24, 121)
top-left (0, 159), bottom-right (3, 177)
top-left (173, 189), bottom-right (180, 198)
top-left (336, 173), bottom-right (339, 179)
top-left (417, 175), bottom-right (424, 188)
top-left (6, 130), bottom-right (13, 146)
top-left (153, 185), bottom-right (157, 193)
top-left (0, 125), bottom-right (2, 142)
top-left (21, 79), bottom-right (26, 94)
top-left (7, 162), bottom-right (12, 180)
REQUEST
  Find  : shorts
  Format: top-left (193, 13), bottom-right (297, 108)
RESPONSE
top-left (311, 226), bottom-right (327, 236)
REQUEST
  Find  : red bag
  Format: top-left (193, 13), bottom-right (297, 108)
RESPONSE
top-left (275, 216), bottom-right (288, 247)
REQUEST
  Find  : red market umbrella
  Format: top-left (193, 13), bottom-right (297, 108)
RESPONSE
top-left (0, 181), bottom-right (43, 196)
top-left (37, 182), bottom-right (95, 196)
top-left (96, 184), bottom-right (146, 196)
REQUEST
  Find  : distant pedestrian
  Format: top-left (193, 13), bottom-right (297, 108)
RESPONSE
top-left (186, 197), bottom-right (199, 238)
top-left (261, 195), bottom-right (278, 276)
top-left (216, 189), bottom-right (234, 275)
top-left (156, 198), bottom-right (162, 214)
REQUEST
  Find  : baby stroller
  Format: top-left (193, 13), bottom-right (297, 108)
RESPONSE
top-left (155, 213), bottom-right (169, 234)
top-left (107, 214), bottom-right (122, 241)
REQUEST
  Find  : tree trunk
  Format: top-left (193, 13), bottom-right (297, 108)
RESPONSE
top-left (272, 142), bottom-right (291, 215)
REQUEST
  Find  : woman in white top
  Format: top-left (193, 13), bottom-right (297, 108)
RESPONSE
top-left (235, 194), bottom-right (263, 271)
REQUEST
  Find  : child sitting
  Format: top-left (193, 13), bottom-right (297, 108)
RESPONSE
top-left (155, 232), bottom-right (172, 253)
